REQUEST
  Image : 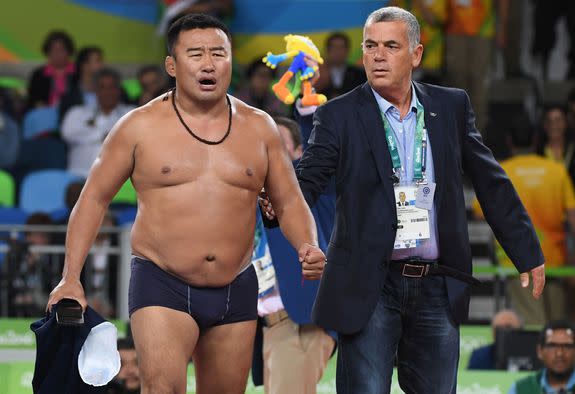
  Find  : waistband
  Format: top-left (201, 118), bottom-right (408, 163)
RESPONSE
top-left (389, 258), bottom-right (482, 286)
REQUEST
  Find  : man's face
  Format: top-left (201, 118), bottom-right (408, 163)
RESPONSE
top-left (250, 64), bottom-right (274, 97)
top-left (327, 37), bottom-right (349, 66)
top-left (117, 348), bottom-right (140, 391)
top-left (96, 75), bottom-right (121, 111)
top-left (84, 52), bottom-right (103, 77)
top-left (362, 21), bottom-right (422, 96)
top-left (399, 192), bottom-right (406, 202)
top-left (544, 109), bottom-right (567, 141)
top-left (166, 28), bottom-right (232, 103)
top-left (47, 40), bottom-right (71, 68)
top-left (537, 329), bottom-right (575, 376)
top-left (139, 70), bottom-right (163, 94)
top-left (278, 124), bottom-right (302, 161)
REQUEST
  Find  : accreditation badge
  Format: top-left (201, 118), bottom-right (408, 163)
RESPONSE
top-left (393, 185), bottom-right (431, 249)
top-left (252, 212), bottom-right (276, 297)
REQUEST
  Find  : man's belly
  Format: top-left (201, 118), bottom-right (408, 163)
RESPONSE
top-left (130, 201), bottom-right (258, 287)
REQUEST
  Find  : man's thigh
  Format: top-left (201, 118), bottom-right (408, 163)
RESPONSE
top-left (263, 319), bottom-right (334, 394)
top-left (397, 277), bottom-right (459, 394)
top-left (193, 319), bottom-right (257, 394)
top-left (131, 306), bottom-right (199, 393)
top-left (336, 296), bottom-right (402, 394)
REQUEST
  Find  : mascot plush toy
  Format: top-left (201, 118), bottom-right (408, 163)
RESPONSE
top-left (263, 34), bottom-right (327, 107)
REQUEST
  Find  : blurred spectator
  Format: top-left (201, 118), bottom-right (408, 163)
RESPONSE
top-left (27, 30), bottom-right (76, 109)
top-left (531, 1), bottom-right (575, 79)
top-left (107, 337), bottom-right (141, 394)
top-left (444, 0), bottom-right (508, 133)
top-left (508, 320), bottom-right (575, 394)
top-left (84, 211), bottom-right (118, 318)
top-left (61, 68), bottom-right (134, 177)
top-left (58, 46), bottom-right (104, 123)
top-left (5, 213), bottom-right (54, 317)
top-left (536, 105), bottom-right (575, 183)
top-left (392, 0), bottom-right (447, 84)
top-left (468, 309), bottom-right (522, 370)
top-left (235, 57), bottom-right (290, 116)
top-left (473, 116), bottom-right (575, 324)
top-left (315, 32), bottom-right (366, 99)
top-left (135, 65), bottom-right (167, 106)
top-left (567, 89), bottom-right (575, 133)
top-left (0, 113), bottom-right (20, 170)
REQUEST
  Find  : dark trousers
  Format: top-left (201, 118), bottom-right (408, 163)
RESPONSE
top-left (335, 267), bottom-right (459, 394)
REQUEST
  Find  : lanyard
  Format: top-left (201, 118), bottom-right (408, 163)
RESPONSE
top-left (381, 101), bottom-right (426, 183)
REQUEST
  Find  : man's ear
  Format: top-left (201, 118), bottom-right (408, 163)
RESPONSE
top-left (165, 56), bottom-right (176, 78)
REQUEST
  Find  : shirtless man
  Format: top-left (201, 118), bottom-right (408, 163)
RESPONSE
top-left (47, 14), bottom-right (326, 394)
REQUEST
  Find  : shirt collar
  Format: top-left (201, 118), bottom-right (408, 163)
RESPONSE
top-left (540, 368), bottom-right (575, 393)
top-left (371, 83), bottom-right (419, 117)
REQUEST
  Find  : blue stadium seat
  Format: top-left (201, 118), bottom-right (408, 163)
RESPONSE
top-left (115, 207), bottom-right (137, 226)
top-left (19, 170), bottom-right (82, 214)
top-left (22, 107), bottom-right (58, 140)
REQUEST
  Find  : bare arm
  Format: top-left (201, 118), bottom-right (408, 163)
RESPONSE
top-left (48, 111), bottom-right (139, 310)
top-left (263, 116), bottom-right (318, 250)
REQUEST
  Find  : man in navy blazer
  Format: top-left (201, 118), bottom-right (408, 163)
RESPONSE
top-left (283, 6), bottom-right (545, 394)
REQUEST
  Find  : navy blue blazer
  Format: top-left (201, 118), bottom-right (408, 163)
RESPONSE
top-left (296, 81), bottom-right (544, 334)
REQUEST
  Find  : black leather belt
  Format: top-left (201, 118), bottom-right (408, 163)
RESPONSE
top-left (388, 259), bottom-right (482, 286)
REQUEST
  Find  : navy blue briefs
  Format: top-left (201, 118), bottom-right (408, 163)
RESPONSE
top-left (128, 256), bottom-right (258, 330)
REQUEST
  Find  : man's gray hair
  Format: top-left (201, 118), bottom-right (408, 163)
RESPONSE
top-left (364, 7), bottom-right (420, 52)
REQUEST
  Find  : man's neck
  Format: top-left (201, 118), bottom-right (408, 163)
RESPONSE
top-left (175, 89), bottom-right (228, 119)
top-left (546, 368), bottom-right (574, 389)
top-left (377, 83), bottom-right (412, 119)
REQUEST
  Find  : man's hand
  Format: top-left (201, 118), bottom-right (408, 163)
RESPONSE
top-left (46, 278), bottom-right (87, 313)
top-left (259, 189), bottom-right (276, 220)
top-left (298, 243), bottom-right (326, 280)
top-left (519, 264), bottom-right (545, 299)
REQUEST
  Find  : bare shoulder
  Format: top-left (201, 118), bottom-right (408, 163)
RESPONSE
top-left (230, 96), bottom-right (280, 143)
top-left (110, 94), bottom-right (172, 142)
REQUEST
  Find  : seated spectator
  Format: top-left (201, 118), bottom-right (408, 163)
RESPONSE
top-left (5, 213), bottom-right (54, 317)
top-left (509, 320), bottom-right (575, 394)
top-left (135, 65), bottom-right (167, 106)
top-left (234, 57), bottom-right (290, 116)
top-left (315, 32), bottom-right (366, 100)
top-left (61, 68), bottom-right (134, 176)
top-left (27, 30), bottom-right (76, 109)
top-left (468, 309), bottom-right (522, 370)
top-left (58, 46), bottom-right (104, 123)
top-left (107, 337), bottom-right (141, 394)
top-left (0, 112), bottom-right (20, 169)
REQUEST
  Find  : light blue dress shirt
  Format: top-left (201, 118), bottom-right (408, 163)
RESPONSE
top-left (371, 85), bottom-right (439, 260)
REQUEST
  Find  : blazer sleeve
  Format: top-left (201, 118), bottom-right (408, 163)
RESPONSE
top-left (459, 90), bottom-right (544, 272)
top-left (296, 103), bottom-right (340, 207)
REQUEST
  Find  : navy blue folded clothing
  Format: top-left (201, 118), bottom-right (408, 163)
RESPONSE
top-left (30, 306), bottom-right (108, 394)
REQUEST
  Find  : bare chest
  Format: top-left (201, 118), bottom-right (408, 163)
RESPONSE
top-left (132, 121), bottom-right (268, 192)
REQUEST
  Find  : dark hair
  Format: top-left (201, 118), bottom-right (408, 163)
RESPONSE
top-left (75, 46), bottom-right (103, 78)
top-left (326, 32), bottom-right (351, 50)
top-left (117, 337), bottom-right (135, 351)
top-left (568, 88), bottom-right (575, 104)
top-left (245, 56), bottom-right (276, 80)
top-left (93, 67), bottom-right (122, 88)
top-left (42, 30), bottom-right (75, 57)
top-left (543, 103), bottom-right (568, 119)
top-left (539, 320), bottom-right (575, 346)
top-left (507, 112), bottom-right (535, 149)
top-left (137, 64), bottom-right (163, 80)
top-left (273, 116), bottom-right (302, 148)
top-left (166, 13), bottom-right (232, 57)
top-left (26, 212), bottom-right (53, 226)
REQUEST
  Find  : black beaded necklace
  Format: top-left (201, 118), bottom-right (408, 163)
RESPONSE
top-left (171, 87), bottom-right (232, 145)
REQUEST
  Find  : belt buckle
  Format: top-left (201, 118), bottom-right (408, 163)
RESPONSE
top-left (402, 263), bottom-right (426, 278)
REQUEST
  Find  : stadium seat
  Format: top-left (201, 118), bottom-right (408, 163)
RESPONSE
top-left (19, 170), bottom-right (82, 214)
top-left (0, 170), bottom-right (15, 207)
top-left (116, 207), bottom-right (137, 226)
top-left (22, 107), bottom-right (58, 140)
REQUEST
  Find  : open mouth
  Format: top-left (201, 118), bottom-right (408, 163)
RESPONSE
top-left (199, 77), bottom-right (216, 86)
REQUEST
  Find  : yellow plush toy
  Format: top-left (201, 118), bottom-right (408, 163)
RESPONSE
top-left (263, 34), bottom-right (327, 106)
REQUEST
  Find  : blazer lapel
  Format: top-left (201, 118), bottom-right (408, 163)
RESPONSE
top-left (355, 83), bottom-right (396, 206)
top-left (414, 82), bottom-right (445, 208)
